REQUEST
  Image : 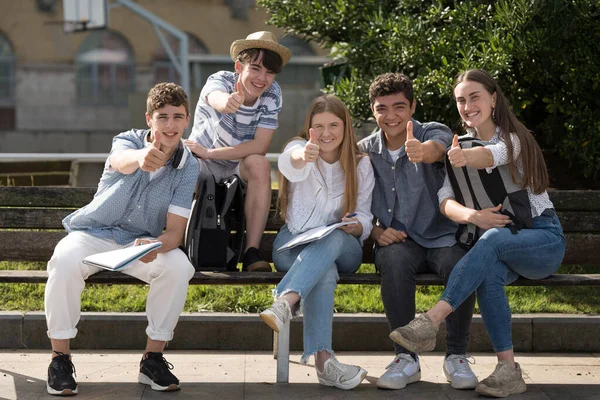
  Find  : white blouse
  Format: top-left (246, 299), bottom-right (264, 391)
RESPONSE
top-left (437, 128), bottom-right (553, 218)
top-left (278, 139), bottom-right (375, 244)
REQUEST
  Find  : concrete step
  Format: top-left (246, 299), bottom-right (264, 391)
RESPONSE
top-left (1, 312), bottom-right (599, 352)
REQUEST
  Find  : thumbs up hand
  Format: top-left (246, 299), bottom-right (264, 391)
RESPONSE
top-left (152, 130), bottom-right (162, 150)
top-left (448, 134), bottom-right (467, 168)
top-left (404, 120), bottom-right (423, 163)
top-left (139, 131), bottom-right (168, 172)
top-left (302, 128), bottom-right (320, 163)
top-left (223, 76), bottom-right (245, 114)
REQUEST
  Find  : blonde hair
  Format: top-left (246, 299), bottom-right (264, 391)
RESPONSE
top-left (278, 94), bottom-right (364, 222)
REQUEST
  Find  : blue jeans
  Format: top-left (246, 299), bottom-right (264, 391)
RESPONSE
top-left (272, 225), bottom-right (363, 363)
top-left (441, 213), bottom-right (566, 352)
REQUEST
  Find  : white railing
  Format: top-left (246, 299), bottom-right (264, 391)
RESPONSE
top-left (0, 153), bottom-right (280, 162)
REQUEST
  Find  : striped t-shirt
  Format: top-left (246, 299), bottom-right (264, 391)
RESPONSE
top-left (189, 70), bottom-right (282, 167)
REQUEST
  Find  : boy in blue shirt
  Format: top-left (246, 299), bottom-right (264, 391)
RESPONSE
top-left (44, 83), bottom-right (199, 396)
top-left (358, 73), bottom-right (477, 391)
top-left (184, 31), bottom-right (291, 271)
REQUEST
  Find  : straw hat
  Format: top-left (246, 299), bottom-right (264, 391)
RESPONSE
top-left (230, 31), bottom-right (292, 66)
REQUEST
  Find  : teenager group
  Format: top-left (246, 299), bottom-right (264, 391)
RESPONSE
top-left (44, 31), bottom-right (565, 398)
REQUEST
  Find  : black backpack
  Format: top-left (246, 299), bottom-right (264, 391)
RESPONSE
top-left (184, 173), bottom-right (245, 271)
top-left (445, 137), bottom-right (533, 249)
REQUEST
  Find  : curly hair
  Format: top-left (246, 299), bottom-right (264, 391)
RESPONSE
top-left (146, 82), bottom-right (189, 116)
top-left (369, 73), bottom-right (414, 105)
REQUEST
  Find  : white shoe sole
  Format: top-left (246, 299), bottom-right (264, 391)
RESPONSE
top-left (138, 372), bottom-right (180, 391)
top-left (475, 381), bottom-right (527, 398)
top-left (377, 370), bottom-right (421, 389)
top-left (446, 376), bottom-right (478, 389)
top-left (46, 382), bottom-right (78, 396)
top-left (318, 368), bottom-right (368, 390)
top-left (260, 310), bottom-right (282, 333)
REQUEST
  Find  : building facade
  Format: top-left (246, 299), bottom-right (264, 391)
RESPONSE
top-left (0, 0), bottom-right (328, 154)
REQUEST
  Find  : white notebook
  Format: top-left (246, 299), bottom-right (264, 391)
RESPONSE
top-left (277, 221), bottom-right (358, 253)
top-left (82, 242), bottom-right (162, 271)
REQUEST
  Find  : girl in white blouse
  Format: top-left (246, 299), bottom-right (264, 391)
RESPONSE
top-left (259, 94), bottom-right (374, 390)
top-left (388, 70), bottom-right (565, 398)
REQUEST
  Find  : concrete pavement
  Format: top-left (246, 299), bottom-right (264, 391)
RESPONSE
top-left (1, 350), bottom-right (599, 399)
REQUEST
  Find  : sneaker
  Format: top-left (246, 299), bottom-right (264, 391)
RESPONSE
top-left (259, 299), bottom-right (292, 333)
top-left (46, 352), bottom-right (78, 396)
top-left (475, 361), bottom-right (527, 398)
top-left (138, 352), bottom-right (180, 391)
top-left (316, 356), bottom-right (368, 390)
top-left (443, 354), bottom-right (478, 389)
top-left (377, 353), bottom-right (421, 389)
top-left (389, 314), bottom-right (438, 353)
top-left (242, 247), bottom-right (272, 272)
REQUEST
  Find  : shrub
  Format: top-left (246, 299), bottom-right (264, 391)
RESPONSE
top-left (260, 0), bottom-right (600, 180)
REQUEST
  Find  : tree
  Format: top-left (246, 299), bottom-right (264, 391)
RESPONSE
top-left (260, 0), bottom-right (600, 180)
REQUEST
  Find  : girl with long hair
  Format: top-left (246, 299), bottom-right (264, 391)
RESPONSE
top-left (259, 94), bottom-right (374, 390)
top-left (388, 69), bottom-right (565, 397)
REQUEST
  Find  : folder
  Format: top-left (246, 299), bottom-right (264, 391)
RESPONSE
top-left (277, 221), bottom-right (357, 253)
top-left (82, 242), bottom-right (162, 271)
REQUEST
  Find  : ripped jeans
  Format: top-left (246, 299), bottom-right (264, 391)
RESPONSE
top-left (272, 225), bottom-right (363, 363)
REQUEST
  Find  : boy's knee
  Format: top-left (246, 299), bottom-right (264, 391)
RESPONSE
top-left (160, 250), bottom-right (195, 282)
top-left (47, 245), bottom-right (89, 279)
top-left (242, 155), bottom-right (271, 181)
top-left (375, 244), bottom-right (418, 277)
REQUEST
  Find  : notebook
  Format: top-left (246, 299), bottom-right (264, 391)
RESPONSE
top-left (276, 221), bottom-right (358, 253)
top-left (82, 242), bottom-right (162, 271)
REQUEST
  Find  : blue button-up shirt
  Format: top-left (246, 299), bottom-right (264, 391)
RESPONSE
top-left (358, 119), bottom-right (457, 248)
top-left (63, 129), bottom-right (199, 245)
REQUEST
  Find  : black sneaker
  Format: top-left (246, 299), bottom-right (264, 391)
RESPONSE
top-left (47, 352), bottom-right (78, 396)
top-left (138, 352), bottom-right (180, 391)
top-left (242, 247), bottom-right (272, 272)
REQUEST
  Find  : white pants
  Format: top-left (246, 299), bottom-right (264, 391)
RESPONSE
top-left (44, 231), bottom-right (195, 341)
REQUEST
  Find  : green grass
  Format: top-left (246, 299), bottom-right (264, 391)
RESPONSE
top-left (1, 262), bottom-right (598, 314)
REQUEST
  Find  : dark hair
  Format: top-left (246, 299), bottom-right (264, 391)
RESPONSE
top-left (369, 73), bottom-right (414, 105)
top-left (237, 48), bottom-right (283, 74)
top-left (455, 69), bottom-right (549, 193)
top-left (146, 82), bottom-right (189, 115)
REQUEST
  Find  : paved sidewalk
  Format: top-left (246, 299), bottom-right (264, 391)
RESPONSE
top-left (1, 350), bottom-right (599, 399)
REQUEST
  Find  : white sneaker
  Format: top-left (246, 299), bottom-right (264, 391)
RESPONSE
top-left (443, 354), bottom-right (478, 389)
top-left (316, 356), bottom-right (368, 390)
top-left (259, 299), bottom-right (292, 333)
top-left (376, 353), bottom-right (421, 389)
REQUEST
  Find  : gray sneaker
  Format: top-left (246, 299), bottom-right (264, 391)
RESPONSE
top-left (377, 353), bottom-right (421, 390)
top-left (316, 356), bottom-right (367, 390)
top-left (259, 299), bottom-right (292, 333)
top-left (443, 354), bottom-right (478, 389)
top-left (389, 314), bottom-right (438, 353)
top-left (475, 361), bottom-right (527, 398)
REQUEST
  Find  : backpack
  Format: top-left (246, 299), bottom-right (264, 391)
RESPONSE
top-left (445, 137), bottom-right (533, 249)
top-left (184, 173), bottom-right (245, 271)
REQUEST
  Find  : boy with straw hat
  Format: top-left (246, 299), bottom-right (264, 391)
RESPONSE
top-left (184, 31), bottom-right (291, 272)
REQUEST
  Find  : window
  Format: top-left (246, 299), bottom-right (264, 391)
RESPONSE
top-left (76, 30), bottom-right (134, 106)
top-left (153, 32), bottom-right (208, 90)
top-left (0, 31), bottom-right (15, 129)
